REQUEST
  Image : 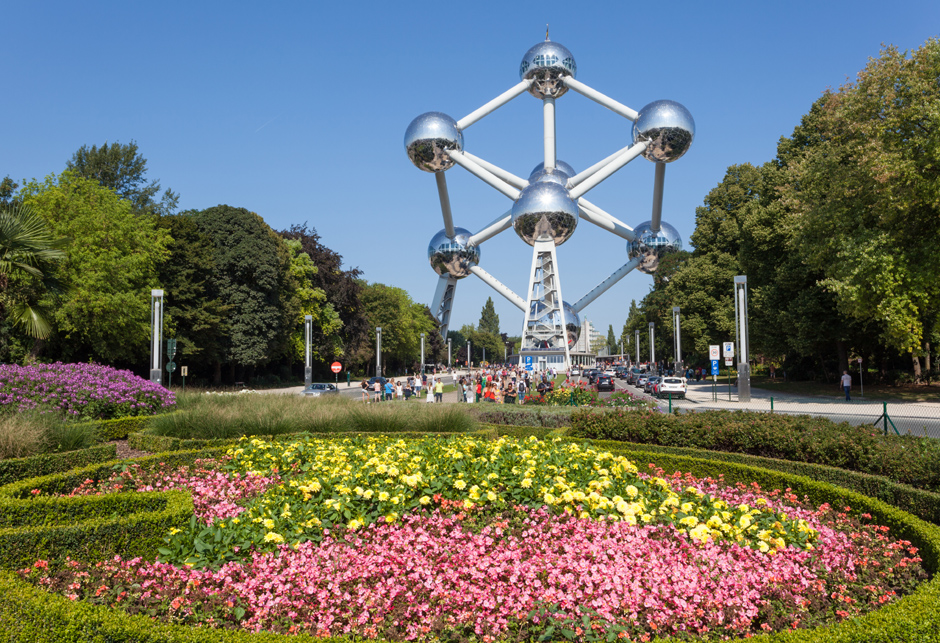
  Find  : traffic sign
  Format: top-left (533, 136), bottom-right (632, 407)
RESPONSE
top-left (857, 357), bottom-right (862, 363)
top-left (166, 361), bottom-right (177, 373)
top-left (181, 366), bottom-right (188, 377)
top-left (711, 360), bottom-right (719, 376)
top-left (166, 338), bottom-right (177, 359)
top-left (330, 362), bottom-right (343, 374)
top-left (709, 345), bottom-right (719, 360)
top-left (722, 342), bottom-right (734, 359)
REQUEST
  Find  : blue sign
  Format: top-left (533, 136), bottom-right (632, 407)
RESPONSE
top-left (711, 359), bottom-right (719, 376)
top-left (525, 355), bottom-right (533, 371)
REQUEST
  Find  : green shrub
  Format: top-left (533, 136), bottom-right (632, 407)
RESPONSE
top-left (570, 408), bottom-right (940, 492)
top-left (468, 405), bottom-right (574, 428)
top-left (0, 444), bottom-right (117, 486)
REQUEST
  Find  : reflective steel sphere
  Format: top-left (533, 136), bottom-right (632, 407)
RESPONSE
top-left (627, 221), bottom-right (683, 274)
top-left (562, 301), bottom-right (581, 349)
top-left (529, 160), bottom-right (576, 179)
top-left (511, 181), bottom-right (579, 246)
top-left (404, 112), bottom-right (464, 172)
top-left (519, 41), bottom-right (577, 99)
top-left (428, 227), bottom-right (479, 279)
top-left (632, 100), bottom-right (695, 163)
top-left (528, 168), bottom-right (569, 187)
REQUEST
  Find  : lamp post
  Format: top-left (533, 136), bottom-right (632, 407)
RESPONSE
top-left (304, 315), bottom-right (312, 388)
top-left (447, 338), bottom-right (452, 369)
top-left (635, 329), bottom-right (640, 365)
top-left (734, 276), bottom-right (750, 402)
top-left (673, 306), bottom-right (682, 373)
top-left (375, 327), bottom-right (382, 377)
top-left (649, 322), bottom-right (656, 372)
top-left (467, 340), bottom-right (471, 368)
top-left (150, 289), bottom-right (164, 385)
top-left (420, 333), bottom-right (425, 376)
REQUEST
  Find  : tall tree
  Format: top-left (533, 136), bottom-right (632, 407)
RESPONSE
top-left (283, 238), bottom-right (343, 366)
top-left (354, 282), bottom-right (436, 375)
top-left (478, 297), bottom-right (501, 336)
top-left (190, 205), bottom-right (294, 382)
top-left (606, 324), bottom-right (618, 355)
top-left (21, 172), bottom-right (170, 363)
top-left (67, 140), bottom-right (178, 215)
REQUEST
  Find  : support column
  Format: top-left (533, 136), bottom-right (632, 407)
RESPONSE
top-left (520, 239), bottom-right (571, 371)
top-left (431, 274), bottom-right (458, 339)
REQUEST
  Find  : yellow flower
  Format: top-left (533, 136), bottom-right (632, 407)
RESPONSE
top-left (378, 491), bottom-right (390, 502)
top-left (625, 485), bottom-right (638, 498)
top-left (263, 519), bottom-right (275, 530)
top-left (419, 495), bottom-right (431, 505)
top-left (520, 478), bottom-right (533, 488)
top-left (263, 532), bottom-right (284, 543)
top-left (454, 479), bottom-right (466, 490)
top-left (486, 490), bottom-right (497, 502)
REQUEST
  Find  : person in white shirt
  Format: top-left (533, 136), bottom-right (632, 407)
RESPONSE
top-left (840, 370), bottom-right (852, 401)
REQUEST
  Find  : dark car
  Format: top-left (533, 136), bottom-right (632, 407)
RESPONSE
top-left (367, 376), bottom-right (388, 388)
top-left (595, 374), bottom-right (615, 391)
top-left (300, 383), bottom-right (340, 397)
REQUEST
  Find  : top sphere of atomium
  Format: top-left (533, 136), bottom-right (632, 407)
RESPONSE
top-left (428, 227), bottom-right (479, 279)
top-left (627, 221), bottom-right (683, 274)
top-left (511, 181), bottom-right (579, 246)
top-left (519, 41), bottom-right (577, 99)
top-left (404, 112), bottom-right (464, 172)
top-left (632, 100), bottom-right (695, 163)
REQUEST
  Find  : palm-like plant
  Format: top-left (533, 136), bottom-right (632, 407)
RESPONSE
top-left (0, 201), bottom-right (69, 339)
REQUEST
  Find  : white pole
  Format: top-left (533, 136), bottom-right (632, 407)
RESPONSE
top-left (461, 152), bottom-right (528, 190)
top-left (376, 327), bottom-right (382, 377)
top-left (469, 265), bottom-right (527, 311)
top-left (563, 77), bottom-right (639, 120)
top-left (435, 172), bottom-right (456, 239)
top-left (649, 323), bottom-right (656, 368)
top-left (543, 96), bottom-right (556, 170)
top-left (468, 210), bottom-right (513, 247)
top-left (650, 163), bottom-right (666, 233)
top-left (456, 79), bottom-right (532, 130)
top-left (304, 314), bottom-right (312, 388)
top-left (421, 333), bottom-right (425, 375)
top-left (568, 141), bottom-right (649, 200)
top-left (570, 257), bottom-right (641, 314)
top-left (566, 146), bottom-right (632, 189)
top-left (673, 306), bottom-right (680, 368)
top-left (150, 289), bottom-right (164, 384)
top-left (577, 200), bottom-right (636, 242)
top-left (448, 339), bottom-right (452, 368)
top-left (446, 150), bottom-right (521, 200)
top-left (635, 329), bottom-right (640, 364)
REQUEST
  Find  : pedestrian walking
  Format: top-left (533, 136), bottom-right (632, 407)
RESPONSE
top-left (434, 378), bottom-right (444, 403)
top-left (841, 370), bottom-right (852, 401)
top-left (361, 379), bottom-right (369, 403)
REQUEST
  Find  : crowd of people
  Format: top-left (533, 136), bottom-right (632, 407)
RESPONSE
top-left (357, 366), bottom-right (563, 405)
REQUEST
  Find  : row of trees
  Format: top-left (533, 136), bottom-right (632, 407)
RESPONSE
top-left (0, 144), bottom-right (446, 384)
top-left (619, 38), bottom-right (940, 382)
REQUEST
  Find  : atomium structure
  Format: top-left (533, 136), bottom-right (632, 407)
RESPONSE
top-left (406, 35), bottom-right (694, 371)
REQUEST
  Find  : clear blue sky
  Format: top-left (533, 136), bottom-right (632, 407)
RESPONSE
top-left (4, 1), bottom-right (938, 343)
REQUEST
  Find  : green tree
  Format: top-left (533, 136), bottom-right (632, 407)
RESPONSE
top-left (356, 282), bottom-right (436, 375)
top-left (478, 297), bottom-right (501, 336)
top-left (283, 238), bottom-right (343, 366)
top-left (67, 141), bottom-right (178, 215)
top-left (606, 324), bottom-right (618, 355)
top-left (0, 201), bottom-right (69, 339)
top-left (190, 205), bottom-right (294, 383)
top-left (21, 172), bottom-right (170, 363)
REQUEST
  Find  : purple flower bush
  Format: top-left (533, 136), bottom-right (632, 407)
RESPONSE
top-left (0, 362), bottom-right (175, 420)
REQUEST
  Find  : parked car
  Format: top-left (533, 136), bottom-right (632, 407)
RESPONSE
top-left (367, 376), bottom-right (388, 388)
top-left (635, 374), bottom-right (649, 389)
top-left (657, 377), bottom-right (687, 399)
top-left (595, 374), bottom-right (615, 391)
top-left (569, 368), bottom-right (580, 377)
top-left (644, 376), bottom-right (661, 394)
top-left (300, 383), bottom-right (340, 397)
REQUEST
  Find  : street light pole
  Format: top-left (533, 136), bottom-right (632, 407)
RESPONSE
top-left (467, 340), bottom-right (471, 369)
top-left (420, 333), bottom-right (425, 376)
top-left (649, 322), bottom-right (656, 372)
top-left (635, 329), bottom-right (640, 365)
top-left (304, 314), bottom-right (312, 388)
top-left (734, 276), bottom-right (750, 402)
top-left (376, 327), bottom-right (382, 377)
top-left (150, 289), bottom-right (164, 385)
top-left (673, 306), bottom-right (682, 373)
top-left (448, 338), bottom-right (452, 369)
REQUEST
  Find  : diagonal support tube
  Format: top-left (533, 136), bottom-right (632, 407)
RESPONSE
top-left (446, 150), bottom-right (521, 200)
top-left (462, 152), bottom-right (528, 190)
top-left (457, 80), bottom-right (532, 130)
top-left (470, 265), bottom-right (527, 311)
top-left (568, 141), bottom-right (648, 200)
top-left (435, 172), bottom-right (455, 238)
top-left (469, 210), bottom-right (513, 247)
top-left (578, 199), bottom-right (636, 241)
top-left (563, 77), bottom-right (639, 120)
top-left (650, 162), bottom-right (665, 233)
top-left (570, 257), bottom-right (642, 314)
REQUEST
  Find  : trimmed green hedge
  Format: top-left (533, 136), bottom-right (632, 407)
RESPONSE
top-left (0, 443), bottom-right (117, 486)
top-left (468, 405), bottom-right (575, 428)
top-left (1, 437), bottom-right (939, 641)
top-left (91, 415), bottom-right (152, 441)
top-left (569, 408), bottom-right (940, 492)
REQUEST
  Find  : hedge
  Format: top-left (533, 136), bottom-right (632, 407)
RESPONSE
top-left (0, 443), bottom-right (117, 487)
top-left (1, 438), bottom-right (939, 641)
top-left (90, 415), bottom-right (152, 441)
top-left (569, 408), bottom-right (940, 492)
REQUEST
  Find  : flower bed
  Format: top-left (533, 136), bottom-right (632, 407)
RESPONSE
top-left (16, 435), bottom-right (930, 641)
top-left (0, 362), bottom-right (175, 420)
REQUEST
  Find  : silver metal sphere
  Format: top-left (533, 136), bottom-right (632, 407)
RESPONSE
top-left (519, 41), bottom-right (577, 99)
top-left (627, 221), bottom-right (683, 274)
top-left (529, 160), bottom-right (576, 179)
top-left (511, 181), bottom-right (579, 246)
top-left (632, 100), bottom-right (695, 163)
top-left (428, 227), bottom-right (479, 279)
top-left (528, 168), bottom-right (569, 187)
top-left (562, 301), bottom-right (580, 349)
top-left (404, 112), bottom-right (464, 172)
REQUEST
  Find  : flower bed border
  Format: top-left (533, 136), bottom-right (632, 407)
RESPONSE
top-left (0, 439), bottom-right (939, 642)
top-left (0, 443), bottom-right (117, 487)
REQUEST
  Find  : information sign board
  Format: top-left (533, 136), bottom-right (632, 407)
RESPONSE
top-left (722, 342), bottom-right (734, 359)
top-left (711, 359), bottom-right (719, 376)
top-left (709, 345), bottom-right (719, 360)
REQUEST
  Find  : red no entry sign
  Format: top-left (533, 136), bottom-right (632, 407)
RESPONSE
top-left (331, 362), bottom-right (342, 373)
